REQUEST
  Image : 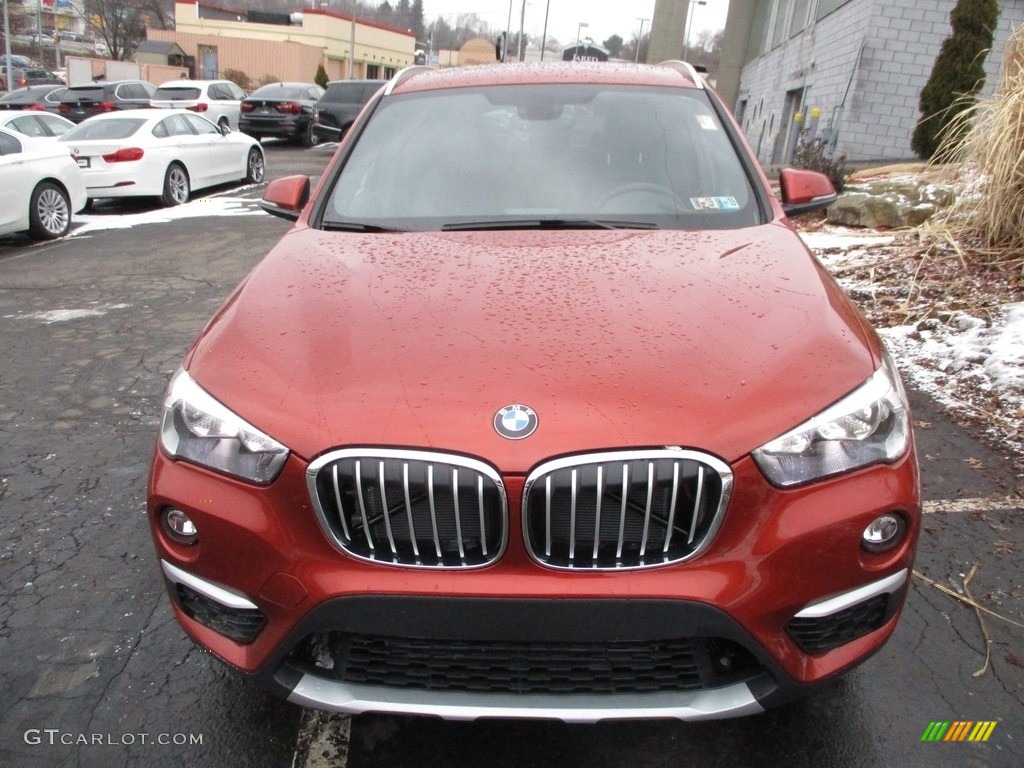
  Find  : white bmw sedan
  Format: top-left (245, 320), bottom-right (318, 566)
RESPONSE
top-left (0, 126), bottom-right (86, 240)
top-left (58, 109), bottom-right (266, 207)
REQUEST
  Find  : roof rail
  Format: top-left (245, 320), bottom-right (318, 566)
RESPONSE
top-left (656, 60), bottom-right (705, 89)
top-left (385, 65), bottom-right (436, 95)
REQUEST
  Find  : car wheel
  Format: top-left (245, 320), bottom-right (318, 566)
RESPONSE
top-left (246, 148), bottom-right (265, 184)
top-left (300, 121), bottom-right (319, 148)
top-left (28, 181), bottom-right (71, 240)
top-left (161, 163), bottom-right (190, 207)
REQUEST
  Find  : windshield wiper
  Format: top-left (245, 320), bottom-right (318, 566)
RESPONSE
top-left (440, 218), bottom-right (658, 231)
top-left (321, 220), bottom-right (405, 233)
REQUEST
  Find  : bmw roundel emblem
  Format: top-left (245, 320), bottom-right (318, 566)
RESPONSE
top-left (494, 404), bottom-right (538, 440)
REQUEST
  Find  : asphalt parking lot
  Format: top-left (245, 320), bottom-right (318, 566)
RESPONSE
top-left (0, 141), bottom-right (1021, 768)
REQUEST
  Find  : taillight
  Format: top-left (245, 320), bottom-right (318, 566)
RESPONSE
top-left (275, 101), bottom-right (303, 114)
top-left (187, 103), bottom-right (208, 112)
top-left (58, 103), bottom-right (70, 113)
top-left (240, 102), bottom-right (255, 113)
top-left (27, 104), bottom-right (45, 111)
top-left (95, 101), bottom-right (117, 112)
top-left (102, 147), bottom-right (144, 163)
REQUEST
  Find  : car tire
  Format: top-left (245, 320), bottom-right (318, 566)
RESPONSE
top-left (27, 181), bottom-right (71, 240)
top-left (299, 120), bottom-right (319, 148)
top-left (246, 148), bottom-right (265, 184)
top-left (161, 163), bottom-right (190, 207)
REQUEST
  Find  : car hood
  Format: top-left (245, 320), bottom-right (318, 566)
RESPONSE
top-left (187, 224), bottom-right (878, 470)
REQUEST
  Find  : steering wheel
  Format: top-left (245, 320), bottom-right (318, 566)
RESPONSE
top-left (596, 182), bottom-right (687, 215)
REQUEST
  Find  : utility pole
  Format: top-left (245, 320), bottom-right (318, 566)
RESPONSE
top-left (540, 0), bottom-right (551, 61)
top-left (3, 0), bottom-right (12, 94)
top-left (517, 0), bottom-right (525, 62)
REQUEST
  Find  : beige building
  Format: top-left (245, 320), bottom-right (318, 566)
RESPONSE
top-left (147, 1), bottom-right (416, 85)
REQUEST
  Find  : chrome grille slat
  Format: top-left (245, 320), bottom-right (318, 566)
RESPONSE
top-left (523, 449), bottom-right (732, 571)
top-left (308, 449), bottom-right (507, 569)
top-left (378, 460), bottom-right (398, 556)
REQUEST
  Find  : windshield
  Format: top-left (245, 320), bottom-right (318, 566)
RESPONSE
top-left (250, 85), bottom-right (310, 100)
top-left (63, 87), bottom-right (107, 103)
top-left (322, 84), bottom-right (760, 232)
top-left (60, 118), bottom-right (145, 141)
top-left (154, 87), bottom-right (201, 100)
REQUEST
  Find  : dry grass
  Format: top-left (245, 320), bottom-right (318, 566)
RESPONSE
top-left (928, 25), bottom-right (1024, 253)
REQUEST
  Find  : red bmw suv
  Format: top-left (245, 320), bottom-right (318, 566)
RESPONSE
top-left (148, 61), bottom-right (920, 721)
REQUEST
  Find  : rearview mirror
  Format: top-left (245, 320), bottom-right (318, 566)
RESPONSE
top-left (260, 175), bottom-right (310, 221)
top-left (779, 168), bottom-right (837, 217)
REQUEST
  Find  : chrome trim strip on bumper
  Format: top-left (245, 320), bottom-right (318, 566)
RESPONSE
top-left (793, 569), bottom-right (908, 620)
top-left (286, 675), bottom-right (764, 723)
top-left (160, 560), bottom-right (259, 611)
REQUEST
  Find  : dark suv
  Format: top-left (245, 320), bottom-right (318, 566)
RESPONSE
top-left (58, 80), bottom-right (157, 123)
top-left (311, 79), bottom-right (386, 142)
top-left (239, 82), bottom-right (324, 146)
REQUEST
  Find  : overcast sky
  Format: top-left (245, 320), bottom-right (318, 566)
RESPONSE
top-left (424, 1), bottom-right (730, 49)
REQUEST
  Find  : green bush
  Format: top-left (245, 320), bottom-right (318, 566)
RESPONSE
top-left (912, 0), bottom-right (999, 160)
top-left (314, 64), bottom-right (328, 89)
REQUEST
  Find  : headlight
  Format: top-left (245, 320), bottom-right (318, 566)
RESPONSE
top-left (752, 353), bottom-right (911, 487)
top-left (160, 368), bottom-right (289, 484)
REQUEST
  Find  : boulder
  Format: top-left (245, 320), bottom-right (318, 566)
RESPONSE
top-left (826, 178), bottom-right (955, 228)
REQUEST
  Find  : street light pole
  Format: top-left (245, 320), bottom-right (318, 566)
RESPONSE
top-left (683, 0), bottom-right (706, 63)
top-left (349, 1), bottom-right (356, 79)
top-left (635, 17), bottom-right (648, 64)
top-left (574, 21), bottom-right (588, 62)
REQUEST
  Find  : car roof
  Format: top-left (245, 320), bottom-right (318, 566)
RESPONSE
top-left (388, 61), bottom-right (703, 96)
top-left (156, 79), bottom-right (234, 87)
top-left (67, 80), bottom-right (150, 89)
top-left (81, 108), bottom-right (192, 121)
top-left (0, 109), bottom-right (70, 119)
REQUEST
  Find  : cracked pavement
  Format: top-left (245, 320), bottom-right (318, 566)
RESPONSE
top-left (0, 164), bottom-right (1021, 767)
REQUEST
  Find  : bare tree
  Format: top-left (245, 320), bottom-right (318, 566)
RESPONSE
top-left (85, 0), bottom-right (171, 60)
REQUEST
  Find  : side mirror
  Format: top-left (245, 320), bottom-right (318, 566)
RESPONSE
top-left (260, 175), bottom-right (310, 221)
top-left (219, 123), bottom-right (231, 135)
top-left (779, 168), bottom-right (838, 217)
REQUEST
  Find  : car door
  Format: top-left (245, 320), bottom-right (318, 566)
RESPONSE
top-left (181, 113), bottom-right (238, 186)
top-left (0, 130), bottom-right (31, 234)
top-left (158, 113), bottom-right (212, 189)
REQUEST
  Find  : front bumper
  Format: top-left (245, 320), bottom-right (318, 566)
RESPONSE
top-left (148, 446), bottom-right (920, 721)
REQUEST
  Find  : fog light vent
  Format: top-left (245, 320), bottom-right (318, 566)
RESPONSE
top-left (175, 584), bottom-right (267, 644)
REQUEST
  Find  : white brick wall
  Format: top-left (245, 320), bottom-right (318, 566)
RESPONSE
top-left (735, 0), bottom-right (1024, 163)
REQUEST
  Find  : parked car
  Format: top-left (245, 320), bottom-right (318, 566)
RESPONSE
top-left (151, 79), bottom-right (248, 131)
top-left (0, 84), bottom-right (66, 113)
top-left (17, 67), bottom-right (64, 87)
top-left (311, 79), bottom-right (386, 142)
top-left (238, 81), bottom-right (324, 146)
top-left (59, 109), bottom-right (265, 206)
top-left (148, 62), bottom-right (920, 722)
top-left (0, 126), bottom-right (86, 239)
top-left (0, 109), bottom-right (75, 138)
top-left (58, 80), bottom-right (157, 123)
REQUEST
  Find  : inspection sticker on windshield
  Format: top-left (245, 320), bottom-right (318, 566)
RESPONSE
top-left (696, 114), bottom-right (717, 131)
top-left (691, 196), bottom-right (740, 210)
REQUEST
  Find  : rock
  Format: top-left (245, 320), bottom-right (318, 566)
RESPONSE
top-left (825, 177), bottom-right (956, 228)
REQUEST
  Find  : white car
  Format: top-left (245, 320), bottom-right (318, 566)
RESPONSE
top-left (0, 126), bottom-right (87, 239)
top-left (0, 109), bottom-right (76, 139)
top-left (150, 80), bottom-right (248, 131)
top-left (58, 109), bottom-right (266, 206)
